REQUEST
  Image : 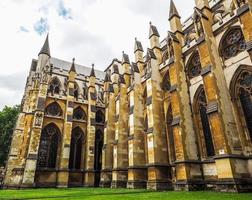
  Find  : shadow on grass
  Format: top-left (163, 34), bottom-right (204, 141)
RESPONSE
top-left (1, 190), bottom-right (154, 200)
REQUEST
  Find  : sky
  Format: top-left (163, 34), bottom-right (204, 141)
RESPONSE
top-left (0, 0), bottom-right (195, 109)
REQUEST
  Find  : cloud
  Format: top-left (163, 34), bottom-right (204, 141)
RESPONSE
top-left (57, 0), bottom-right (72, 20)
top-left (19, 26), bottom-right (29, 33)
top-left (33, 17), bottom-right (49, 35)
top-left (0, 0), bottom-right (195, 109)
top-left (0, 72), bottom-right (27, 92)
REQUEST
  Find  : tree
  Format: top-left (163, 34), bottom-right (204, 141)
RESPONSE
top-left (0, 105), bottom-right (19, 167)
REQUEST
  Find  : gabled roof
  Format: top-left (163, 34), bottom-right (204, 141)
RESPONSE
top-left (50, 57), bottom-right (105, 80)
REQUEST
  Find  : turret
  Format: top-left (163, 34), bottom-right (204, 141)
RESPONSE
top-left (89, 64), bottom-right (96, 86)
top-left (149, 22), bottom-right (160, 49)
top-left (37, 34), bottom-right (51, 72)
top-left (134, 38), bottom-right (145, 76)
top-left (122, 51), bottom-right (131, 87)
top-left (169, 0), bottom-right (183, 43)
top-left (149, 22), bottom-right (162, 64)
top-left (68, 58), bottom-right (76, 82)
top-left (134, 38), bottom-right (144, 63)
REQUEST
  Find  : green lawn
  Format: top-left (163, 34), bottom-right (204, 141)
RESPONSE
top-left (0, 188), bottom-right (251, 200)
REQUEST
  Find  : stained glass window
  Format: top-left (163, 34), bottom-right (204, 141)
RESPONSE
top-left (187, 52), bottom-right (201, 79)
top-left (37, 124), bottom-right (59, 168)
top-left (95, 110), bottom-right (104, 124)
top-left (69, 127), bottom-right (83, 170)
top-left (221, 28), bottom-right (246, 60)
top-left (236, 71), bottom-right (252, 140)
top-left (73, 107), bottom-right (86, 121)
top-left (45, 102), bottom-right (62, 117)
top-left (167, 106), bottom-right (176, 162)
top-left (197, 89), bottom-right (215, 157)
top-left (48, 77), bottom-right (61, 95)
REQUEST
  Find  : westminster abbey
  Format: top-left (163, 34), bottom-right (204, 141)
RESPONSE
top-left (3, 0), bottom-right (252, 192)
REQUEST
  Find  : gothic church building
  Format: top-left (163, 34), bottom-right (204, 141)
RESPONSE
top-left (3, 0), bottom-right (252, 192)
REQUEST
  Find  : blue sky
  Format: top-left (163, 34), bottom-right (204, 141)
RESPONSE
top-left (0, 0), bottom-right (195, 109)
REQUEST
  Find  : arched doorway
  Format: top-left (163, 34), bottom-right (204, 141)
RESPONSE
top-left (94, 129), bottom-right (103, 187)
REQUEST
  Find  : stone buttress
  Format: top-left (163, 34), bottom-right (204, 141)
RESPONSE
top-left (111, 53), bottom-right (130, 188)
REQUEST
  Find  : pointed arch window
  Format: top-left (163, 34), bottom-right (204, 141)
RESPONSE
top-left (37, 124), bottom-right (60, 168)
top-left (94, 129), bottom-right (103, 171)
top-left (220, 28), bottom-right (246, 60)
top-left (48, 77), bottom-right (61, 95)
top-left (162, 49), bottom-right (169, 64)
top-left (162, 71), bottom-right (171, 91)
top-left (74, 83), bottom-right (79, 100)
top-left (69, 127), bottom-right (84, 170)
top-left (95, 110), bottom-right (105, 124)
top-left (186, 52), bottom-right (201, 79)
top-left (234, 70), bottom-right (252, 140)
top-left (73, 107), bottom-right (86, 121)
top-left (166, 105), bottom-right (176, 162)
top-left (195, 88), bottom-right (215, 157)
top-left (45, 102), bottom-right (63, 117)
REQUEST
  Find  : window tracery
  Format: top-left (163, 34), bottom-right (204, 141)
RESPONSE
top-left (69, 127), bottom-right (83, 170)
top-left (73, 107), bottom-right (86, 121)
top-left (37, 124), bottom-right (59, 168)
top-left (236, 71), bottom-right (252, 139)
top-left (48, 77), bottom-right (61, 95)
top-left (95, 110), bottom-right (104, 124)
top-left (196, 89), bottom-right (215, 157)
top-left (45, 102), bottom-right (62, 117)
top-left (187, 52), bottom-right (201, 79)
top-left (221, 28), bottom-right (246, 60)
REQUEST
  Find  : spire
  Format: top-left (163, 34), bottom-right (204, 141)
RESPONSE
top-left (69, 58), bottom-right (76, 72)
top-left (149, 22), bottom-right (160, 39)
top-left (169, 0), bottom-right (180, 20)
top-left (90, 63), bottom-right (96, 77)
top-left (134, 38), bottom-right (143, 52)
top-left (39, 34), bottom-right (50, 57)
top-left (122, 51), bottom-right (130, 64)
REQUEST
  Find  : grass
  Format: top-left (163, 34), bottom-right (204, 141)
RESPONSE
top-left (0, 188), bottom-right (251, 200)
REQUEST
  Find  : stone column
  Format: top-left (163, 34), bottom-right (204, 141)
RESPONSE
top-left (145, 49), bottom-right (171, 190)
top-left (111, 53), bottom-right (130, 188)
top-left (84, 65), bottom-right (97, 187)
top-left (100, 74), bottom-right (115, 187)
top-left (168, 1), bottom-right (203, 190)
top-left (127, 62), bottom-right (147, 189)
top-left (57, 60), bottom-right (76, 187)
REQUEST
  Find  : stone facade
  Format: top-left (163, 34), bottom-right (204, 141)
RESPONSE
top-left (3, 0), bottom-right (252, 192)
